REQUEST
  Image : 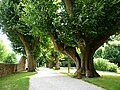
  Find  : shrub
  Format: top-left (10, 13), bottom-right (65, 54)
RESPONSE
top-left (107, 62), bottom-right (118, 72)
top-left (94, 58), bottom-right (118, 72)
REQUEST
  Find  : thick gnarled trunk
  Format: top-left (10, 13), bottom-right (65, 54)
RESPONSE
top-left (15, 31), bottom-right (36, 72)
top-left (75, 45), bottom-right (100, 78)
top-left (26, 50), bottom-right (36, 71)
top-left (84, 49), bottom-right (99, 77)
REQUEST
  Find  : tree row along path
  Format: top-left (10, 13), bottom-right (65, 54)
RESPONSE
top-left (29, 67), bottom-right (104, 90)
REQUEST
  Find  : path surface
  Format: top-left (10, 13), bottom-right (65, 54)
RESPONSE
top-left (29, 67), bottom-right (104, 90)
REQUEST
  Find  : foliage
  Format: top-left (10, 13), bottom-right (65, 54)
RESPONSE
top-left (94, 39), bottom-right (120, 65)
top-left (94, 58), bottom-right (118, 72)
top-left (0, 40), bottom-right (17, 64)
top-left (0, 0), bottom-right (40, 54)
top-left (0, 61), bottom-right (3, 63)
top-left (19, 0), bottom-right (120, 55)
top-left (0, 40), bottom-right (8, 62)
top-left (0, 71), bottom-right (37, 90)
top-left (60, 56), bottom-right (75, 67)
top-left (83, 75), bottom-right (120, 90)
top-left (110, 34), bottom-right (120, 41)
top-left (35, 37), bottom-right (55, 66)
top-left (1, 0), bottom-right (120, 76)
top-left (3, 52), bottom-right (17, 64)
top-left (0, 0), bottom-right (41, 71)
top-left (94, 47), bottom-right (103, 58)
top-left (103, 41), bottom-right (120, 63)
top-left (0, 0), bottom-right (25, 54)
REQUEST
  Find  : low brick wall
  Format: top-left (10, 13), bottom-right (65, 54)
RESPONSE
top-left (0, 56), bottom-right (26, 77)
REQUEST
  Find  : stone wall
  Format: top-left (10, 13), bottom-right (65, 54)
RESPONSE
top-left (0, 56), bottom-right (26, 77)
top-left (17, 56), bottom-right (26, 72)
top-left (0, 64), bottom-right (17, 77)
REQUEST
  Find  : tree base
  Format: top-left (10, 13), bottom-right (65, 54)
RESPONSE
top-left (55, 68), bottom-right (60, 70)
top-left (74, 69), bottom-right (100, 79)
top-left (26, 68), bottom-right (36, 72)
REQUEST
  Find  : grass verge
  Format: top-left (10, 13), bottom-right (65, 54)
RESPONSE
top-left (61, 72), bottom-right (74, 77)
top-left (0, 71), bottom-right (37, 90)
top-left (83, 75), bottom-right (120, 90)
top-left (62, 72), bottom-right (120, 90)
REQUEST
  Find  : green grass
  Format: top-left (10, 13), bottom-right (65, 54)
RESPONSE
top-left (83, 75), bottom-right (120, 90)
top-left (63, 72), bottom-right (120, 90)
top-left (61, 72), bottom-right (74, 77)
top-left (0, 71), bottom-right (37, 90)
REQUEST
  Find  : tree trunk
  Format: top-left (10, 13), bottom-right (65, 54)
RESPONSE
top-left (64, 47), bottom-right (81, 70)
top-left (55, 57), bottom-right (60, 70)
top-left (75, 45), bottom-right (100, 78)
top-left (48, 61), bottom-right (54, 68)
top-left (15, 31), bottom-right (36, 72)
top-left (49, 33), bottom-right (81, 72)
top-left (68, 61), bottom-right (71, 73)
top-left (84, 48), bottom-right (100, 77)
top-left (26, 50), bottom-right (36, 72)
top-left (64, 48), bottom-right (81, 78)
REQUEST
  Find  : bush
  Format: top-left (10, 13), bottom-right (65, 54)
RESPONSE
top-left (94, 58), bottom-right (118, 72)
top-left (107, 62), bottom-right (118, 72)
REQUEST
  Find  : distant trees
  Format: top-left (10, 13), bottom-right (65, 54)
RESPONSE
top-left (3, 52), bottom-right (17, 64)
top-left (0, 40), bottom-right (17, 64)
top-left (0, 40), bottom-right (8, 62)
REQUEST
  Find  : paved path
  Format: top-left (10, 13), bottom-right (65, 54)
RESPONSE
top-left (29, 67), bottom-right (104, 90)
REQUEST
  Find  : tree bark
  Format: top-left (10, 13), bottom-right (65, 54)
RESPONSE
top-left (74, 46), bottom-right (100, 78)
top-left (84, 48), bottom-right (100, 77)
top-left (62, 0), bottom-right (73, 20)
top-left (55, 57), bottom-right (60, 70)
top-left (15, 31), bottom-right (36, 71)
top-left (26, 49), bottom-right (36, 71)
top-left (49, 33), bottom-right (81, 72)
top-left (48, 61), bottom-right (54, 68)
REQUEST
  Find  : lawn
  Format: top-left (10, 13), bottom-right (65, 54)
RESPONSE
top-left (0, 71), bottom-right (37, 90)
top-left (60, 67), bottom-right (120, 90)
top-left (83, 75), bottom-right (120, 90)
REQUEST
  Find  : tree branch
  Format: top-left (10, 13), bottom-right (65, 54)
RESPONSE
top-left (62, 0), bottom-right (74, 20)
top-left (14, 30), bottom-right (30, 50)
top-left (90, 33), bottom-right (112, 51)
